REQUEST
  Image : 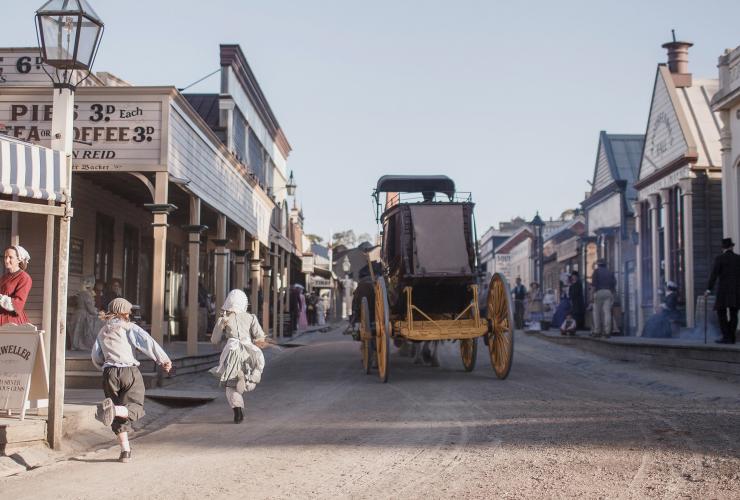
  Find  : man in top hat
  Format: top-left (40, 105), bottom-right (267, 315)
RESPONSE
top-left (706, 238), bottom-right (740, 344)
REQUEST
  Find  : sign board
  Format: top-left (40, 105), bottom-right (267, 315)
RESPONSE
top-left (0, 324), bottom-right (48, 420)
top-left (311, 277), bottom-right (332, 288)
top-left (557, 237), bottom-right (579, 262)
top-left (0, 48), bottom-right (92, 88)
top-left (301, 255), bottom-right (314, 273)
top-left (0, 94), bottom-right (164, 172)
top-left (0, 49), bottom-right (52, 87)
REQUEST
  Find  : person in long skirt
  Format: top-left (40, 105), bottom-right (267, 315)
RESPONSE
top-left (0, 245), bottom-right (32, 326)
top-left (316, 294), bottom-right (326, 326)
top-left (298, 288), bottom-right (308, 330)
top-left (210, 289), bottom-right (269, 423)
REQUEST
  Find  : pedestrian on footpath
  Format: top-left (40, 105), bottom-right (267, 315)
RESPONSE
top-left (569, 271), bottom-right (585, 330)
top-left (512, 277), bottom-right (527, 329)
top-left (210, 289), bottom-right (269, 423)
top-left (560, 313), bottom-right (577, 336)
top-left (0, 245), bottom-right (32, 326)
top-left (591, 259), bottom-right (616, 338)
top-left (91, 298), bottom-right (172, 463)
top-left (706, 238), bottom-right (740, 344)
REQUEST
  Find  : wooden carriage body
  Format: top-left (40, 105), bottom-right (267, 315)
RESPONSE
top-left (357, 175), bottom-right (515, 382)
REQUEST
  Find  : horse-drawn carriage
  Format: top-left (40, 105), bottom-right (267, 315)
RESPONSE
top-left (354, 175), bottom-right (514, 382)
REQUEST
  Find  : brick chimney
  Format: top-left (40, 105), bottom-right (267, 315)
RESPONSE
top-left (662, 37), bottom-right (693, 88)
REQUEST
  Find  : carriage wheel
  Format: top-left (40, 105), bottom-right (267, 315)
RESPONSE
top-left (460, 338), bottom-right (477, 372)
top-left (374, 276), bottom-right (390, 383)
top-left (486, 273), bottom-right (514, 379)
top-left (360, 297), bottom-right (372, 375)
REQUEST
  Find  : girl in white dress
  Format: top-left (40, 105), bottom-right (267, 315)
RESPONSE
top-left (210, 289), bottom-right (268, 423)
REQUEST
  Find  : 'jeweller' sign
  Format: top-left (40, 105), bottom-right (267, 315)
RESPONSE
top-left (0, 333), bottom-right (38, 412)
top-left (0, 95), bottom-right (164, 172)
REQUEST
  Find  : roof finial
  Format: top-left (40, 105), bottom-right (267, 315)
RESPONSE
top-left (671, 29), bottom-right (676, 43)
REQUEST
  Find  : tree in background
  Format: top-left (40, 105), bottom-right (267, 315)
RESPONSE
top-left (331, 230), bottom-right (356, 249)
top-left (357, 233), bottom-right (373, 245)
top-left (305, 234), bottom-right (324, 245)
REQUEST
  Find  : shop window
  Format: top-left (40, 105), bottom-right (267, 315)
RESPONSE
top-left (0, 212), bottom-right (11, 248)
top-left (233, 109), bottom-right (248, 164)
top-left (640, 200), bottom-right (653, 306)
top-left (248, 130), bottom-right (265, 186)
top-left (669, 187), bottom-right (685, 301)
top-left (122, 224), bottom-right (140, 304)
top-left (95, 212), bottom-right (115, 285)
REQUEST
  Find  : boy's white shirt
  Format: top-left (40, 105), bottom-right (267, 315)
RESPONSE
top-left (91, 318), bottom-right (171, 370)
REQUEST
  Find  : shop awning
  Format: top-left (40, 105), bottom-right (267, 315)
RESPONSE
top-left (0, 135), bottom-right (67, 203)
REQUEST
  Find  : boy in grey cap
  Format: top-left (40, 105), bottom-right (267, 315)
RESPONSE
top-left (91, 297), bottom-right (172, 462)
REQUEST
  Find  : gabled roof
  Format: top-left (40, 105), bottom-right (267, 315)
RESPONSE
top-left (637, 65), bottom-right (720, 185)
top-left (494, 227), bottom-right (533, 254)
top-left (545, 218), bottom-right (586, 244)
top-left (184, 94), bottom-right (220, 131)
top-left (591, 131), bottom-right (644, 201)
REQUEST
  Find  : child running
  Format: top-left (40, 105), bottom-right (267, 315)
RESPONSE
top-left (91, 298), bottom-right (172, 463)
top-left (210, 289), bottom-right (268, 423)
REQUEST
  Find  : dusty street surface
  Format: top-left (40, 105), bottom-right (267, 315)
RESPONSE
top-left (2, 326), bottom-right (739, 499)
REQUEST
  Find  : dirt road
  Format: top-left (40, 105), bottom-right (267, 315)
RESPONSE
top-left (2, 327), bottom-right (739, 499)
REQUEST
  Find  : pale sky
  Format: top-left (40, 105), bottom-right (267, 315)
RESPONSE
top-left (3, 1), bottom-right (740, 241)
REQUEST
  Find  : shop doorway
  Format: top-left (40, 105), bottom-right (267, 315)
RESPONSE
top-left (123, 224), bottom-right (140, 304)
top-left (95, 212), bottom-right (115, 284)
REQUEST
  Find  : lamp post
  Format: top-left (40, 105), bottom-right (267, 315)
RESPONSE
top-left (35, 0), bottom-right (104, 450)
top-left (531, 212), bottom-right (545, 290)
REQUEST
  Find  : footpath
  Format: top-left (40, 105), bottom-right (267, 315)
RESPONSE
top-left (535, 329), bottom-right (740, 381)
top-left (0, 322), bottom-right (337, 478)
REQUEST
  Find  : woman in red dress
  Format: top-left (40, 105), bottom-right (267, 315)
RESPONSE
top-left (0, 245), bottom-right (32, 325)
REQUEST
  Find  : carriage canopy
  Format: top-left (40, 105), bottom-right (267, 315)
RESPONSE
top-left (375, 175), bottom-right (455, 198)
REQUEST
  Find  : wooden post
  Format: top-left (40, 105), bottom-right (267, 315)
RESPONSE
top-left (634, 202), bottom-right (644, 335)
top-left (145, 171), bottom-right (174, 345)
top-left (660, 187), bottom-right (673, 284)
top-left (184, 196), bottom-right (206, 356)
top-left (213, 214), bottom-right (229, 313)
top-left (272, 246), bottom-right (279, 338)
top-left (48, 86), bottom-right (74, 450)
top-left (249, 237), bottom-right (261, 315)
top-left (42, 209), bottom-right (55, 360)
top-left (285, 249), bottom-right (292, 335)
top-left (261, 260), bottom-right (270, 328)
top-left (680, 179), bottom-right (695, 328)
top-left (648, 194), bottom-right (661, 314)
top-left (278, 248), bottom-right (286, 338)
top-left (234, 228), bottom-right (247, 291)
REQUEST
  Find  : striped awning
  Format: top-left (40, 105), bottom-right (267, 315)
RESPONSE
top-left (0, 135), bottom-right (68, 203)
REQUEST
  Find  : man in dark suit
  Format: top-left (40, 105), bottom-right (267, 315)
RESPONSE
top-left (569, 271), bottom-right (585, 330)
top-left (706, 238), bottom-right (740, 344)
top-left (512, 277), bottom-right (527, 330)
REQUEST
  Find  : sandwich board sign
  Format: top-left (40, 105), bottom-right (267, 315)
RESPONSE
top-left (0, 323), bottom-right (48, 420)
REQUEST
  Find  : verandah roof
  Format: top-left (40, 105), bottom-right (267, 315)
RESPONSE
top-left (0, 135), bottom-right (67, 203)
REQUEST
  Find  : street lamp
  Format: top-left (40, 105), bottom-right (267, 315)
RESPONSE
top-left (36, 0), bottom-right (104, 89)
top-left (530, 212), bottom-right (545, 289)
top-left (35, 0), bottom-right (104, 451)
top-left (286, 170), bottom-right (297, 196)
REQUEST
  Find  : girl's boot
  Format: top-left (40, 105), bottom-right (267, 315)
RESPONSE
top-left (233, 407), bottom-right (243, 423)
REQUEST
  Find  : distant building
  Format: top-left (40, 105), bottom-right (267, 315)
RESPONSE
top-left (712, 44), bottom-right (740, 255)
top-left (582, 131), bottom-right (643, 334)
top-left (634, 39), bottom-right (722, 332)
